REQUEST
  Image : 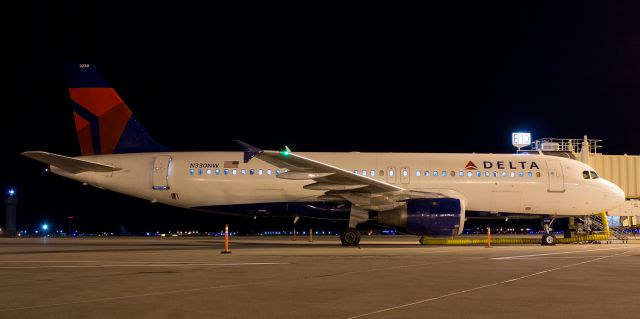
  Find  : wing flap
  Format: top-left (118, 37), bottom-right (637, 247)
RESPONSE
top-left (276, 171), bottom-right (335, 180)
top-left (303, 182), bottom-right (369, 191)
top-left (22, 151), bottom-right (121, 174)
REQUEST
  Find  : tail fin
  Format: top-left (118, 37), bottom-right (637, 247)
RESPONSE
top-left (65, 63), bottom-right (167, 155)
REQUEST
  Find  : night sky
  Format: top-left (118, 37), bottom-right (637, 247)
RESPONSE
top-left (4, 1), bottom-right (640, 233)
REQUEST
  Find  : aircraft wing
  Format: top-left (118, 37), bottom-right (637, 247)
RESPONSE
top-left (240, 143), bottom-right (453, 210)
top-left (259, 150), bottom-right (403, 194)
top-left (22, 151), bottom-right (121, 174)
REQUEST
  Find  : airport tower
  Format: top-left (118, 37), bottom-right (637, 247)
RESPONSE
top-left (4, 188), bottom-right (17, 236)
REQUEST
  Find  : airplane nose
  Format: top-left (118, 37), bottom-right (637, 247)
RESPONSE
top-left (602, 180), bottom-right (625, 211)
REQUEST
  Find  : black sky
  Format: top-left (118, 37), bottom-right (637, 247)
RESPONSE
top-left (4, 1), bottom-right (640, 233)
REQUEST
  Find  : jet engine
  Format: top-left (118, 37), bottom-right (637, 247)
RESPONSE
top-left (377, 198), bottom-right (465, 236)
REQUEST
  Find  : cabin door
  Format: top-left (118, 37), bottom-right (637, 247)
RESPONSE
top-left (152, 156), bottom-right (172, 190)
top-left (546, 160), bottom-right (565, 192)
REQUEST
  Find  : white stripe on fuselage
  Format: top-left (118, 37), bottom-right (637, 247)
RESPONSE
top-left (50, 152), bottom-right (619, 216)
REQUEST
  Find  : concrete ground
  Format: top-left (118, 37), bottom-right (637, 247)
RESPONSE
top-left (0, 236), bottom-right (638, 319)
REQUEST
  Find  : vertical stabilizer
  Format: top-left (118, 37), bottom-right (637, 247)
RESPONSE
top-left (65, 63), bottom-right (167, 155)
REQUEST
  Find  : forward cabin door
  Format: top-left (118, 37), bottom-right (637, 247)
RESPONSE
top-left (546, 159), bottom-right (565, 192)
top-left (152, 155), bottom-right (171, 190)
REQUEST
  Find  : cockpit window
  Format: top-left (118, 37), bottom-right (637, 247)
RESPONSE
top-left (590, 171), bottom-right (599, 179)
top-left (582, 171), bottom-right (590, 179)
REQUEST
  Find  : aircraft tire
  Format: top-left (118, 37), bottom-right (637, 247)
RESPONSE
top-left (340, 228), bottom-right (361, 246)
top-left (541, 234), bottom-right (556, 246)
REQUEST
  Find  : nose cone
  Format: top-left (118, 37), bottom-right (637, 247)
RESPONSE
top-left (602, 180), bottom-right (625, 211)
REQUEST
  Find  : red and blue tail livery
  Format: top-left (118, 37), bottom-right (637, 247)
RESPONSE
top-left (65, 63), bottom-right (166, 155)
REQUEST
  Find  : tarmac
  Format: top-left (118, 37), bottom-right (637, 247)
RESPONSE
top-left (0, 235), bottom-right (638, 318)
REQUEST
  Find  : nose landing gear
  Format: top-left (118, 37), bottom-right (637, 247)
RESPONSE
top-left (541, 233), bottom-right (556, 245)
top-left (541, 216), bottom-right (556, 245)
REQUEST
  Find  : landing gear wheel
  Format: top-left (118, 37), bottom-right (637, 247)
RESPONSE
top-left (340, 228), bottom-right (361, 246)
top-left (541, 234), bottom-right (556, 246)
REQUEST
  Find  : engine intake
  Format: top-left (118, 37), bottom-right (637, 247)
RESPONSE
top-left (378, 198), bottom-right (465, 236)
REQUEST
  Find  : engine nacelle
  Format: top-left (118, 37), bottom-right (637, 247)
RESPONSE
top-left (378, 198), bottom-right (465, 236)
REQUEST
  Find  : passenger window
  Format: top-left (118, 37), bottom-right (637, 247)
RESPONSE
top-left (215, 169), bottom-right (220, 175)
top-left (493, 171), bottom-right (498, 177)
top-left (258, 169), bottom-right (263, 176)
top-left (362, 170), bottom-right (367, 176)
top-left (267, 169), bottom-right (272, 175)
top-left (433, 171), bottom-right (439, 176)
top-left (485, 171), bottom-right (490, 177)
top-left (510, 172), bottom-right (515, 177)
top-left (402, 169), bottom-right (408, 177)
top-left (389, 169), bottom-right (395, 177)
top-left (450, 171), bottom-right (455, 177)
top-left (354, 170), bottom-right (358, 174)
top-left (224, 169), bottom-right (229, 175)
top-left (458, 171), bottom-right (463, 176)
top-left (379, 170), bottom-right (385, 176)
top-left (424, 171), bottom-right (429, 177)
top-left (276, 169), bottom-right (281, 175)
top-left (590, 171), bottom-right (599, 179)
top-left (206, 169), bottom-right (212, 175)
top-left (189, 169), bottom-right (195, 175)
top-left (371, 170), bottom-right (376, 177)
top-left (536, 172), bottom-right (541, 178)
top-left (583, 171), bottom-right (590, 179)
top-left (476, 171), bottom-right (481, 177)
top-left (241, 169), bottom-right (246, 175)
top-left (198, 169), bottom-right (203, 175)
top-left (442, 171), bottom-right (447, 176)
top-left (250, 169), bottom-right (255, 175)
top-left (527, 171), bottom-right (532, 177)
top-left (501, 171), bottom-right (506, 177)
top-left (415, 170), bottom-right (421, 177)
top-left (232, 169), bottom-right (237, 175)
top-left (518, 172), bottom-right (524, 177)
top-left (468, 171), bottom-right (473, 177)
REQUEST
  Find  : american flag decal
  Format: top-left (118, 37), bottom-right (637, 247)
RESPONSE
top-left (224, 161), bottom-right (239, 168)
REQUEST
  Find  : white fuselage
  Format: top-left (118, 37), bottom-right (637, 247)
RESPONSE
top-left (51, 152), bottom-right (625, 216)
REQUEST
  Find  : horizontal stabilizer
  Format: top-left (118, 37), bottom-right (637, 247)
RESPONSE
top-left (21, 151), bottom-right (121, 174)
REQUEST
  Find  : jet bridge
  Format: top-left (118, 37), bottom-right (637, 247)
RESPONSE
top-left (520, 137), bottom-right (640, 228)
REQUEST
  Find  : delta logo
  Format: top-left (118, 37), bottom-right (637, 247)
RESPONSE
top-left (465, 160), bottom-right (541, 170)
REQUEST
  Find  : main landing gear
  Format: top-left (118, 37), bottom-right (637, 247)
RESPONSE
top-left (340, 228), bottom-right (361, 246)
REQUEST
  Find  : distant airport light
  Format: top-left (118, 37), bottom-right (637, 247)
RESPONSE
top-left (41, 224), bottom-right (49, 231)
top-left (7, 189), bottom-right (15, 196)
top-left (512, 132), bottom-right (531, 150)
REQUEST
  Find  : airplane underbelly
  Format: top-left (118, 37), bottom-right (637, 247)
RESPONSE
top-left (489, 191), bottom-right (522, 213)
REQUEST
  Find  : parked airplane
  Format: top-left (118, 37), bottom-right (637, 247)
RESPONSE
top-left (22, 64), bottom-right (625, 246)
